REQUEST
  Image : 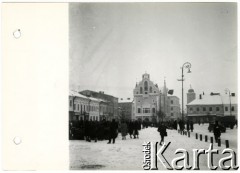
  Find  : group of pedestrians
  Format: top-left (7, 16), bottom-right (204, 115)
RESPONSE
top-left (69, 119), bottom-right (142, 144)
top-left (156, 120), bottom-right (194, 146)
top-left (178, 120), bottom-right (194, 132)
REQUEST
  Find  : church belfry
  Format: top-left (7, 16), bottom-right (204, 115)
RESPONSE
top-left (187, 85), bottom-right (196, 104)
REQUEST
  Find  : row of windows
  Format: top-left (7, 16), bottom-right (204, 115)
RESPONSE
top-left (225, 106), bottom-right (235, 112)
top-left (70, 100), bottom-right (109, 112)
top-left (137, 108), bottom-right (156, 113)
top-left (189, 106), bottom-right (235, 112)
top-left (90, 116), bottom-right (99, 121)
top-left (136, 85), bottom-right (157, 94)
top-left (189, 107), bottom-right (219, 112)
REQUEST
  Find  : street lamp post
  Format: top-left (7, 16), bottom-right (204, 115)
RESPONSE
top-left (178, 62), bottom-right (192, 121)
top-left (225, 88), bottom-right (232, 116)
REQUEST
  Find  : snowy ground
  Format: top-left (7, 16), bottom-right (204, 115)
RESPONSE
top-left (193, 124), bottom-right (238, 150)
top-left (69, 126), bottom-right (238, 170)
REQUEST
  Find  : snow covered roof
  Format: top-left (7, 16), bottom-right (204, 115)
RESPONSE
top-left (187, 95), bottom-right (237, 106)
top-left (69, 90), bottom-right (89, 99)
top-left (69, 90), bottom-right (105, 102)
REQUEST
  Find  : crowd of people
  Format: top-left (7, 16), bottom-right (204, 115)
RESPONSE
top-left (69, 119), bottom-right (141, 144)
top-left (70, 118), bottom-right (237, 145)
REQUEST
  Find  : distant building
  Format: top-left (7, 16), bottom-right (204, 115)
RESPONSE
top-left (69, 90), bottom-right (101, 121)
top-left (187, 86), bottom-right (196, 104)
top-left (133, 73), bottom-right (181, 122)
top-left (133, 73), bottom-right (160, 122)
top-left (167, 96), bottom-right (181, 120)
top-left (187, 93), bottom-right (237, 123)
top-left (160, 80), bottom-right (181, 121)
top-left (118, 98), bottom-right (133, 121)
top-left (80, 90), bottom-right (118, 120)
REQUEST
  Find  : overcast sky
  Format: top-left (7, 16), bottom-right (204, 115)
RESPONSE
top-left (69, 2), bottom-right (237, 104)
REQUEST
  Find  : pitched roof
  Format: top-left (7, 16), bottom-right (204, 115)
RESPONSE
top-left (187, 95), bottom-right (237, 106)
top-left (69, 90), bottom-right (105, 102)
top-left (69, 90), bottom-right (89, 99)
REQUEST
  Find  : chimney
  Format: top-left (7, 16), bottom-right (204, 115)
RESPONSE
top-left (199, 94), bottom-right (202, 99)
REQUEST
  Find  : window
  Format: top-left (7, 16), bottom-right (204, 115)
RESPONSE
top-left (136, 92), bottom-right (138, 94)
top-left (203, 107), bottom-right (206, 111)
top-left (225, 107), bottom-right (228, 111)
top-left (81, 105), bottom-right (82, 113)
top-left (78, 104), bottom-right (79, 110)
top-left (145, 92), bottom-right (148, 94)
top-left (232, 106), bottom-right (234, 111)
top-left (189, 107), bottom-right (193, 111)
top-left (171, 100), bottom-right (173, 104)
top-left (153, 100), bottom-right (155, 103)
top-left (140, 87), bottom-right (143, 94)
top-left (209, 107), bottom-right (212, 111)
top-left (216, 107), bottom-right (219, 111)
top-left (138, 108), bottom-right (141, 113)
top-left (70, 100), bottom-right (72, 107)
top-left (154, 91), bottom-right (156, 93)
top-left (74, 104), bottom-right (76, 110)
top-left (150, 87), bottom-right (152, 93)
top-left (84, 105), bottom-right (85, 111)
top-left (171, 113), bottom-right (174, 116)
top-left (144, 81), bottom-right (148, 91)
top-left (171, 107), bottom-right (173, 111)
top-left (152, 108), bottom-right (155, 113)
top-left (197, 107), bottom-right (199, 111)
top-left (143, 108), bottom-right (150, 113)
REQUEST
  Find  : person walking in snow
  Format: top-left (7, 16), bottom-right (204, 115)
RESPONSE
top-left (213, 120), bottom-right (221, 143)
top-left (133, 120), bottom-right (139, 139)
top-left (128, 120), bottom-right (134, 138)
top-left (107, 119), bottom-right (118, 144)
top-left (158, 122), bottom-right (167, 146)
top-left (120, 120), bottom-right (128, 140)
top-left (190, 121), bottom-right (194, 132)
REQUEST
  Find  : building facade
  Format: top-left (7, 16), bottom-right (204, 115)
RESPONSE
top-left (133, 73), bottom-right (160, 122)
top-left (69, 90), bottom-right (101, 121)
top-left (166, 96), bottom-right (181, 120)
top-left (118, 98), bottom-right (133, 121)
top-left (132, 73), bottom-right (181, 122)
top-left (187, 92), bottom-right (238, 123)
top-left (80, 90), bottom-right (118, 120)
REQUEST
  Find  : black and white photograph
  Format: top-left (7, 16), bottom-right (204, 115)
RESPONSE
top-left (69, 2), bottom-right (238, 170)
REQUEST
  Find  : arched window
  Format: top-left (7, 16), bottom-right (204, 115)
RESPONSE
top-left (144, 81), bottom-right (148, 91)
top-left (140, 87), bottom-right (143, 94)
top-left (150, 86), bottom-right (152, 93)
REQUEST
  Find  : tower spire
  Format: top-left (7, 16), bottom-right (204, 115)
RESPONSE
top-left (163, 77), bottom-right (167, 95)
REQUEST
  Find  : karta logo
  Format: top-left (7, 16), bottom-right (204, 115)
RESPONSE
top-left (142, 141), bottom-right (239, 170)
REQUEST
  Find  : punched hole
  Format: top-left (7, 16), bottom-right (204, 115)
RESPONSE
top-left (13, 29), bottom-right (21, 39)
top-left (13, 136), bottom-right (22, 145)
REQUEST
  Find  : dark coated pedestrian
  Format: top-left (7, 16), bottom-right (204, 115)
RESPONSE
top-left (107, 119), bottom-right (118, 144)
top-left (158, 122), bottom-right (167, 146)
top-left (190, 121), bottom-right (194, 132)
top-left (133, 120), bottom-right (139, 139)
top-left (213, 120), bottom-right (221, 143)
top-left (128, 120), bottom-right (134, 138)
